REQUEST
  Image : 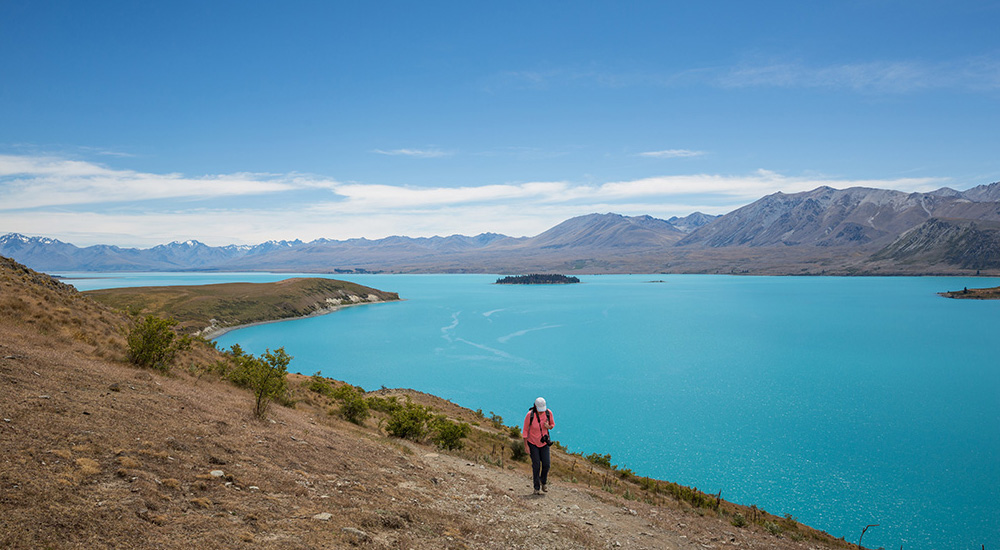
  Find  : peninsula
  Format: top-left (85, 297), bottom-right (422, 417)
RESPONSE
top-left (84, 277), bottom-right (400, 337)
top-left (940, 285), bottom-right (1000, 299)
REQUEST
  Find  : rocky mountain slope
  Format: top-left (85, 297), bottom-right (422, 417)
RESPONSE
top-left (677, 185), bottom-right (1000, 248)
top-left (869, 218), bottom-right (1000, 270)
top-left (0, 256), bottom-right (856, 549)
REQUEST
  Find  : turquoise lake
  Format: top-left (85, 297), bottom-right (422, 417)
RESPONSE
top-left (68, 273), bottom-right (1000, 549)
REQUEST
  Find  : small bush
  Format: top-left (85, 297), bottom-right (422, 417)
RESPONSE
top-left (339, 392), bottom-right (370, 425)
top-left (220, 345), bottom-right (291, 418)
top-left (332, 384), bottom-right (362, 401)
top-left (367, 395), bottom-right (400, 413)
top-left (430, 417), bottom-right (471, 450)
top-left (617, 467), bottom-right (635, 481)
top-left (251, 348), bottom-right (291, 418)
top-left (488, 411), bottom-right (504, 429)
top-left (585, 452), bottom-right (612, 469)
top-left (731, 512), bottom-right (748, 528)
top-left (384, 401), bottom-right (432, 440)
top-left (126, 315), bottom-right (189, 371)
top-left (509, 440), bottom-right (528, 462)
top-left (508, 425), bottom-right (521, 439)
top-left (308, 372), bottom-right (335, 397)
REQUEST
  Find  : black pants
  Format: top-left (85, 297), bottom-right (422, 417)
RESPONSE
top-left (529, 443), bottom-right (550, 490)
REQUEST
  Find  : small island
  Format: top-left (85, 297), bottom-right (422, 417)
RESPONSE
top-left (495, 274), bottom-right (581, 285)
top-left (940, 285), bottom-right (1000, 299)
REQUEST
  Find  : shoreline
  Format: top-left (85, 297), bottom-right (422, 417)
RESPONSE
top-left (201, 299), bottom-right (400, 340)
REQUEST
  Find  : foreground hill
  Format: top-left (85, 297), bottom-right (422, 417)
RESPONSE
top-left (0, 256), bottom-right (856, 549)
top-left (83, 278), bottom-right (400, 337)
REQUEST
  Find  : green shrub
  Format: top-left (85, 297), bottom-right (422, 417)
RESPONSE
top-left (308, 372), bottom-right (335, 397)
top-left (585, 452), bottom-right (612, 469)
top-left (384, 400), bottom-right (432, 440)
top-left (126, 315), bottom-right (189, 371)
top-left (219, 345), bottom-right (291, 418)
top-left (637, 477), bottom-right (658, 492)
top-left (250, 348), bottom-right (291, 418)
top-left (508, 425), bottom-right (521, 439)
top-left (367, 395), bottom-right (400, 413)
top-left (731, 512), bottom-right (748, 528)
top-left (509, 440), bottom-right (528, 462)
top-left (430, 417), bottom-right (471, 450)
top-left (762, 521), bottom-right (782, 536)
top-left (332, 384), bottom-right (362, 401)
top-left (339, 392), bottom-right (370, 425)
top-left (488, 411), bottom-right (504, 429)
top-left (222, 346), bottom-right (256, 389)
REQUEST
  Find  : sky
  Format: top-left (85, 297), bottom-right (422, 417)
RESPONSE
top-left (2, 1), bottom-right (1000, 247)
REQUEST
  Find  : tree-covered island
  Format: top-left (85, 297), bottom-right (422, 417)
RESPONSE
top-left (495, 274), bottom-right (581, 285)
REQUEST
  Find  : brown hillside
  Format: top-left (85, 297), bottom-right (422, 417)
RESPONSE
top-left (0, 256), bottom-right (857, 549)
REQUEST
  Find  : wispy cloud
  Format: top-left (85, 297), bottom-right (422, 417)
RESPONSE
top-left (0, 153), bottom-right (951, 247)
top-left (718, 60), bottom-right (933, 93)
top-left (716, 55), bottom-right (1000, 93)
top-left (484, 55), bottom-right (1000, 95)
top-left (0, 155), bottom-right (296, 209)
top-left (77, 146), bottom-right (138, 158)
top-left (371, 148), bottom-right (453, 158)
top-left (637, 149), bottom-right (706, 159)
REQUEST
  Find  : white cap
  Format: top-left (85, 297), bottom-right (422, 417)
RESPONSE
top-left (534, 397), bottom-right (547, 412)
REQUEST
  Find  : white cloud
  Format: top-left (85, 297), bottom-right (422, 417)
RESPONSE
top-left (0, 154), bottom-right (304, 209)
top-left (637, 149), bottom-right (706, 159)
top-left (0, 153), bottom-right (952, 247)
top-left (371, 148), bottom-right (453, 158)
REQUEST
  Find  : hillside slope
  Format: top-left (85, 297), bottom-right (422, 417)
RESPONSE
top-left (0, 257), bottom-right (860, 548)
top-left (869, 218), bottom-right (1000, 270)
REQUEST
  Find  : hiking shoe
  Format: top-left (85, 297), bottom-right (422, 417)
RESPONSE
top-left (542, 483), bottom-right (548, 492)
top-left (533, 489), bottom-right (542, 495)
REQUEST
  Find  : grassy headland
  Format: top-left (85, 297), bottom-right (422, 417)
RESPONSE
top-left (940, 285), bottom-right (1000, 299)
top-left (84, 278), bottom-right (399, 337)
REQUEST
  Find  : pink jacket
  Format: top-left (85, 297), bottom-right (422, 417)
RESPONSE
top-left (522, 408), bottom-right (555, 448)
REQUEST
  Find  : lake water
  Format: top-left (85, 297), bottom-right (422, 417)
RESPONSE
top-left (68, 273), bottom-right (1000, 549)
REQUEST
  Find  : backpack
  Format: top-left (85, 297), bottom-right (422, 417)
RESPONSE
top-left (528, 408), bottom-right (552, 427)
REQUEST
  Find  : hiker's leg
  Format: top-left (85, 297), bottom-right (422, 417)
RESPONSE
top-left (539, 445), bottom-right (551, 487)
top-left (529, 444), bottom-right (542, 490)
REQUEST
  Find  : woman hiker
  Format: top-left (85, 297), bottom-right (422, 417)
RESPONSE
top-left (522, 397), bottom-right (555, 495)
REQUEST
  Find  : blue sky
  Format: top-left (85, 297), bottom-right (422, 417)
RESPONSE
top-left (2, 1), bottom-right (999, 247)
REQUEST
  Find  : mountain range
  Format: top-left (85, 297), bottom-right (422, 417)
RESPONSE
top-left (4, 182), bottom-right (1000, 275)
